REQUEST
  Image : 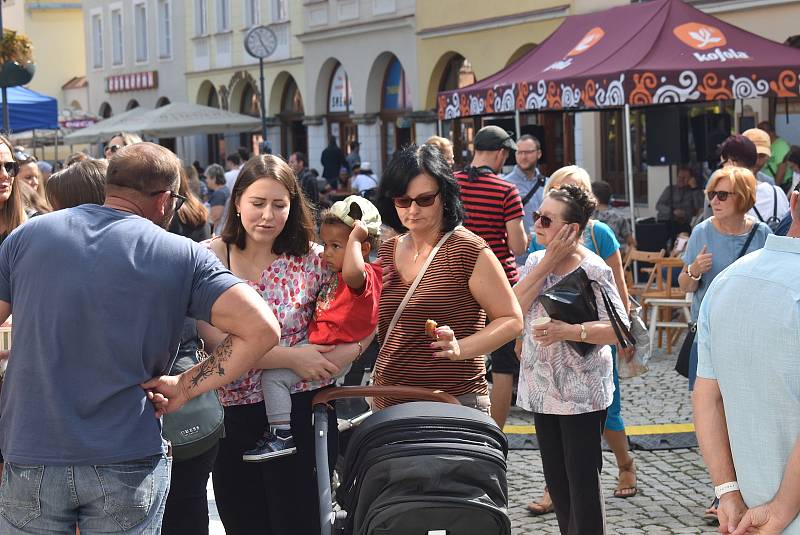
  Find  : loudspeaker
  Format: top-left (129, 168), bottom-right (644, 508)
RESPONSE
top-left (691, 112), bottom-right (732, 166)
top-left (645, 107), bottom-right (689, 165)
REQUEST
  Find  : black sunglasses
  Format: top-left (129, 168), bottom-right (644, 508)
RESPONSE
top-left (150, 190), bottom-right (186, 211)
top-left (533, 211), bottom-right (560, 229)
top-left (393, 191), bottom-right (440, 208)
top-left (105, 144), bottom-right (122, 155)
top-left (707, 190), bottom-right (733, 202)
top-left (1, 161), bottom-right (18, 176)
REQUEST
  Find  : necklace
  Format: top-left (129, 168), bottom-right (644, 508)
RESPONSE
top-left (405, 234), bottom-right (427, 262)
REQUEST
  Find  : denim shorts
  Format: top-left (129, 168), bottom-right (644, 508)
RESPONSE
top-left (0, 453), bottom-right (171, 534)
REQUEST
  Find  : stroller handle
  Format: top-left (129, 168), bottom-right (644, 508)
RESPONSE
top-left (312, 385), bottom-right (460, 409)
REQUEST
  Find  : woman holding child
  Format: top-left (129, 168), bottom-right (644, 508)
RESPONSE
top-left (373, 144), bottom-right (522, 411)
top-left (199, 155), bottom-right (375, 535)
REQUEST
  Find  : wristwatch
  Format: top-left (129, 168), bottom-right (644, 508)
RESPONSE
top-left (579, 323), bottom-right (588, 342)
top-left (714, 481), bottom-right (740, 499)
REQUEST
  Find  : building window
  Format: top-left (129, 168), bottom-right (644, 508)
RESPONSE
top-left (217, 0), bottom-right (231, 32)
top-left (244, 0), bottom-right (260, 27)
top-left (134, 2), bottom-right (148, 63)
top-left (195, 0), bottom-right (208, 35)
top-left (272, 0), bottom-right (288, 22)
top-left (91, 13), bottom-right (103, 68)
top-left (158, 0), bottom-right (172, 59)
top-left (111, 8), bottom-right (124, 65)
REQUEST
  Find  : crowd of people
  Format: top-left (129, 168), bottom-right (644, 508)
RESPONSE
top-left (0, 122), bottom-right (795, 535)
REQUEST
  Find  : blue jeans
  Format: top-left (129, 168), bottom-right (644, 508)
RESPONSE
top-left (605, 346), bottom-right (625, 432)
top-left (0, 454), bottom-right (171, 534)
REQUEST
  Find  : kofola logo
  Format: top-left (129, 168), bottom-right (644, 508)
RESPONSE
top-left (544, 27), bottom-right (605, 72)
top-left (673, 22), bottom-right (750, 63)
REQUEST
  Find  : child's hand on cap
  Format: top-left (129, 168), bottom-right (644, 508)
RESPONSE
top-left (350, 220), bottom-right (369, 242)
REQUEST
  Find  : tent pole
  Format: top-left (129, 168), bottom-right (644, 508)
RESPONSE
top-left (623, 104), bottom-right (636, 241)
top-left (437, 119), bottom-right (442, 137)
top-left (514, 110), bottom-right (521, 139)
top-left (54, 129), bottom-right (59, 164)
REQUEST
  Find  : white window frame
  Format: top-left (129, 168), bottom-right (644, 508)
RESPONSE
top-left (90, 8), bottom-right (103, 70)
top-left (110, 4), bottom-right (124, 67)
top-left (243, 0), bottom-right (260, 28)
top-left (133, 0), bottom-right (149, 64)
top-left (217, 0), bottom-right (231, 32)
top-left (157, 0), bottom-right (173, 60)
top-left (195, 0), bottom-right (208, 36)
top-left (271, 0), bottom-right (288, 22)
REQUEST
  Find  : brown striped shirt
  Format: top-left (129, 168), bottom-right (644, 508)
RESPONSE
top-left (374, 227), bottom-right (489, 409)
top-left (455, 170), bottom-right (524, 284)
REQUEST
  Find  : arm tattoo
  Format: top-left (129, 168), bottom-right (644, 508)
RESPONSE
top-left (189, 335), bottom-right (234, 389)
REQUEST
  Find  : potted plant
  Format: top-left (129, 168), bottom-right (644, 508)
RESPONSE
top-left (0, 29), bottom-right (35, 88)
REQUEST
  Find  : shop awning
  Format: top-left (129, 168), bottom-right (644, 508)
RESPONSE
top-left (0, 87), bottom-right (58, 133)
top-left (437, 0), bottom-right (800, 118)
top-left (62, 107), bottom-right (150, 145)
top-left (124, 102), bottom-right (262, 138)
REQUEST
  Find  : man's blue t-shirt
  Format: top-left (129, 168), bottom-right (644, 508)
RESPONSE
top-left (0, 205), bottom-right (241, 465)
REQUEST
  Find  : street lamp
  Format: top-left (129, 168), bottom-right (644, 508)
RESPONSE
top-left (244, 26), bottom-right (277, 154)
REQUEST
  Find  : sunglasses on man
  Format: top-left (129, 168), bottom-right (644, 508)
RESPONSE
top-left (150, 190), bottom-right (187, 211)
top-left (393, 191), bottom-right (440, 208)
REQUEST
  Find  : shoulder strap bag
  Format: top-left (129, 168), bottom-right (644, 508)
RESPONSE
top-left (161, 343), bottom-right (225, 461)
top-left (520, 175), bottom-right (547, 207)
top-left (675, 223), bottom-right (759, 377)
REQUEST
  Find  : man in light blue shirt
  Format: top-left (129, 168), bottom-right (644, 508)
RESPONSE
top-left (503, 134), bottom-right (547, 266)
top-left (694, 189), bottom-right (800, 534)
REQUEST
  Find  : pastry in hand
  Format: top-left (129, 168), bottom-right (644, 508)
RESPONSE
top-left (425, 319), bottom-right (438, 340)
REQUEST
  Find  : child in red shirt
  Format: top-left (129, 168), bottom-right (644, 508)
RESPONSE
top-left (244, 195), bottom-right (382, 462)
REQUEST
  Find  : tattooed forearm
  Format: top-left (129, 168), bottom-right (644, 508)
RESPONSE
top-left (189, 335), bottom-right (234, 389)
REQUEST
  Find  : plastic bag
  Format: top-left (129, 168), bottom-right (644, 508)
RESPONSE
top-left (618, 297), bottom-right (650, 379)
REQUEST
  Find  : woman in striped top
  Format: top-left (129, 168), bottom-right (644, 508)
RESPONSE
top-left (373, 144), bottom-right (522, 411)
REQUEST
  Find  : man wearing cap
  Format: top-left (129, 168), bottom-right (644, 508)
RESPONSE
top-left (455, 125), bottom-right (527, 428)
top-left (758, 121), bottom-right (793, 189)
top-left (743, 128), bottom-right (789, 230)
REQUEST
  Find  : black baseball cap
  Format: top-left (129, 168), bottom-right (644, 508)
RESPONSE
top-left (474, 125), bottom-right (517, 152)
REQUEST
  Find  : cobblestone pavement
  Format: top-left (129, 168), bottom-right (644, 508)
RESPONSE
top-left (507, 338), bottom-right (719, 534)
top-left (208, 337), bottom-right (717, 534)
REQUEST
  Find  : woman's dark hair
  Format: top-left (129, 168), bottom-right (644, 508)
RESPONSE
top-left (220, 154), bottom-right (315, 257)
top-left (45, 158), bottom-right (107, 210)
top-left (718, 135), bottom-right (757, 169)
top-left (176, 166), bottom-right (208, 228)
top-left (547, 184), bottom-right (597, 232)
top-left (376, 143), bottom-right (464, 233)
top-left (590, 180), bottom-right (612, 205)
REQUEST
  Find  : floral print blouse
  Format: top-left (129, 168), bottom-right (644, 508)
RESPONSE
top-left (516, 251), bottom-right (628, 415)
top-left (208, 240), bottom-right (331, 407)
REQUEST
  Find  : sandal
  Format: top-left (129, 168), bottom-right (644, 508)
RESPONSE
top-left (526, 486), bottom-right (554, 515)
top-left (703, 497), bottom-right (719, 525)
top-left (613, 458), bottom-right (638, 498)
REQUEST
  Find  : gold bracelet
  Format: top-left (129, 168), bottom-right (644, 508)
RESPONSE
top-left (355, 341), bottom-right (364, 359)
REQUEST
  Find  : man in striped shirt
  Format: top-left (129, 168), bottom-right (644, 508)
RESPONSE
top-left (455, 125), bottom-right (527, 428)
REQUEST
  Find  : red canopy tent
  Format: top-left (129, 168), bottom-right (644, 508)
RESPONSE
top-left (438, 0), bottom-right (800, 118)
top-left (436, 0), bottom-right (800, 232)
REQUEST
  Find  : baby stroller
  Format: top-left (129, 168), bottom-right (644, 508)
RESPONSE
top-left (313, 386), bottom-right (511, 535)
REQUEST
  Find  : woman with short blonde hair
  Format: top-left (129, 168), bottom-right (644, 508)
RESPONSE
top-left (425, 135), bottom-right (455, 168)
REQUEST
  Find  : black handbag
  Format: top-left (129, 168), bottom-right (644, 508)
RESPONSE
top-left (162, 329), bottom-right (225, 461)
top-left (539, 267), bottom-right (635, 357)
top-left (674, 223), bottom-right (760, 377)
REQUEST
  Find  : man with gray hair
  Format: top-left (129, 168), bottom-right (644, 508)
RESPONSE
top-left (0, 142), bottom-right (280, 533)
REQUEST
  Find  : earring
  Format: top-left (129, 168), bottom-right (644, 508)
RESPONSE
top-left (236, 212), bottom-right (240, 218)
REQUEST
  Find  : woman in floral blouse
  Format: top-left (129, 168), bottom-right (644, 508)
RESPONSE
top-left (513, 185), bottom-right (629, 535)
top-left (199, 155), bottom-right (369, 535)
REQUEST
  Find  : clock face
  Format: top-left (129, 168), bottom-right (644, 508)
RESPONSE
top-left (245, 27), bottom-right (277, 59)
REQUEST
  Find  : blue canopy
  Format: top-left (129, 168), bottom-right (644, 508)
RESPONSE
top-left (0, 86), bottom-right (58, 133)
